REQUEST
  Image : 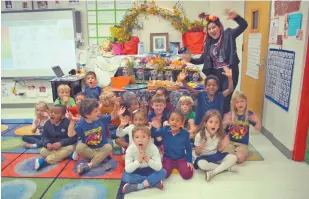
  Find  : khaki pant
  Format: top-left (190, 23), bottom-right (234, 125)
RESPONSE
top-left (76, 143), bottom-right (113, 166)
top-left (40, 145), bottom-right (75, 165)
top-left (224, 141), bottom-right (249, 156)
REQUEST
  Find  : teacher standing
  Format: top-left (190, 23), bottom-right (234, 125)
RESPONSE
top-left (182, 9), bottom-right (248, 113)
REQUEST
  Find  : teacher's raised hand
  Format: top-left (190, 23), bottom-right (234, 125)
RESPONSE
top-left (224, 8), bottom-right (238, 20)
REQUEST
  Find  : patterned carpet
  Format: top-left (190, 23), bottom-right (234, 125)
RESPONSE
top-left (1, 123), bottom-right (263, 199)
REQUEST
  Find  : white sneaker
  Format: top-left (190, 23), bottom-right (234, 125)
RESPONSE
top-left (227, 165), bottom-right (238, 173)
top-left (205, 171), bottom-right (215, 182)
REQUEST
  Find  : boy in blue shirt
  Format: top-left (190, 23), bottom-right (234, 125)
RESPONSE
top-left (84, 71), bottom-right (102, 100)
top-left (179, 66), bottom-right (234, 126)
top-left (35, 105), bottom-right (77, 170)
top-left (148, 94), bottom-right (169, 147)
top-left (73, 98), bottom-right (125, 175)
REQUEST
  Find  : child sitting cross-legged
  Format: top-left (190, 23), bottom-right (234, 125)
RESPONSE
top-left (122, 126), bottom-right (166, 194)
top-left (73, 98), bottom-right (125, 175)
top-left (35, 105), bottom-right (77, 170)
top-left (194, 110), bottom-right (237, 182)
top-left (151, 110), bottom-right (194, 180)
top-left (23, 101), bottom-right (50, 149)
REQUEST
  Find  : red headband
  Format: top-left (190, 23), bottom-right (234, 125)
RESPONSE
top-left (198, 12), bottom-right (219, 22)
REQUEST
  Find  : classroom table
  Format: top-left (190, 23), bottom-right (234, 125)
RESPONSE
top-left (103, 86), bottom-right (195, 110)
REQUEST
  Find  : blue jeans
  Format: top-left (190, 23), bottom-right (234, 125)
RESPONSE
top-left (122, 167), bottom-right (166, 186)
top-left (22, 135), bottom-right (43, 147)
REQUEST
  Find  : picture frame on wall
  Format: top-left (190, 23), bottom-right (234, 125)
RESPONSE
top-left (169, 42), bottom-right (180, 55)
top-left (5, 1), bottom-right (13, 9)
top-left (150, 33), bottom-right (169, 53)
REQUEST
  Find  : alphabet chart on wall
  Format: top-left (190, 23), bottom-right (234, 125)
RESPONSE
top-left (265, 48), bottom-right (295, 111)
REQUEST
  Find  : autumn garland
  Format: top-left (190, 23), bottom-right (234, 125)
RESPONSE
top-left (120, 1), bottom-right (202, 36)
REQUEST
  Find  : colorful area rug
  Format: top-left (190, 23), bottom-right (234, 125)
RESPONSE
top-left (1, 122), bottom-right (264, 199)
top-left (1, 123), bottom-right (122, 199)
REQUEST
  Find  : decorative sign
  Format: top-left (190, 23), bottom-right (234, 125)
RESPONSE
top-left (274, 0), bottom-right (301, 16)
top-left (265, 49), bottom-right (295, 111)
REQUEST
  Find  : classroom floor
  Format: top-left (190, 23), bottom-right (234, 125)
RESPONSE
top-left (1, 108), bottom-right (309, 199)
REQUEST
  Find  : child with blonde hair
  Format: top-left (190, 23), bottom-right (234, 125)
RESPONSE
top-left (194, 110), bottom-right (237, 181)
top-left (178, 96), bottom-right (196, 139)
top-left (148, 94), bottom-right (169, 147)
top-left (22, 101), bottom-right (50, 149)
top-left (54, 84), bottom-right (76, 106)
top-left (122, 126), bottom-right (166, 194)
top-left (100, 91), bottom-right (121, 139)
top-left (223, 91), bottom-right (261, 163)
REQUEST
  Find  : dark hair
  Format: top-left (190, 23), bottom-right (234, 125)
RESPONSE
top-left (75, 92), bottom-right (87, 98)
top-left (168, 109), bottom-right (185, 122)
top-left (206, 17), bottom-right (224, 49)
top-left (155, 87), bottom-right (169, 98)
top-left (79, 98), bottom-right (99, 118)
top-left (199, 110), bottom-right (225, 141)
top-left (119, 100), bottom-right (131, 117)
top-left (204, 75), bottom-right (219, 87)
top-left (127, 98), bottom-right (139, 109)
top-left (85, 71), bottom-right (97, 80)
top-left (52, 104), bottom-right (66, 115)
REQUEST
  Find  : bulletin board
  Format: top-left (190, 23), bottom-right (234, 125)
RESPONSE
top-left (87, 0), bottom-right (133, 46)
top-left (265, 48), bottom-right (295, 111)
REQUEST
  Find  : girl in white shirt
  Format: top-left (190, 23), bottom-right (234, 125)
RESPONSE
top-left (194, 110), bottom-right (237, 181)
top-left (116, 110), bottom-right (148, 148)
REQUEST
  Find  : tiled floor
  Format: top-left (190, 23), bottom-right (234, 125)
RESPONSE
top-left (2, 108), bottom-right (309, 199)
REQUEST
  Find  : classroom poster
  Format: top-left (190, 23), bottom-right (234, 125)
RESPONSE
top-left (36, 82), bottom-right (49, 97)
top-left (265, 49), bottom-right (295, 111)
top-left (26, 83), bottom-right (37, 98)
top-left (269, 18), bottom-right (279, 44)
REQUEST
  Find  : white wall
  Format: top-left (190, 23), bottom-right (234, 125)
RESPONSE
top-left (1, 0), bottom-right (87, 105)
top-left (262, 0), bottom-right (309, 150)
top-left (1, 0), bottom-right (246, 106)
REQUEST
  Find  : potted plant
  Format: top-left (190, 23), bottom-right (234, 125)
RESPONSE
top-left (110, 26), bottom-right (128, 55)
top-left (181, 12), bottom-right (208, 54)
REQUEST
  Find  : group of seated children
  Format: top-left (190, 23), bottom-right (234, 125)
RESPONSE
top-left (22, 70), bottom-right (261, 194)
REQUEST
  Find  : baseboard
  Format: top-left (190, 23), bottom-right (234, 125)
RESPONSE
top-left (2, 103), bottom-right (38, 108)
top-left (261, 126), bottom-right (292, 159)
top-left (1, 119), bottom-right (33, 124)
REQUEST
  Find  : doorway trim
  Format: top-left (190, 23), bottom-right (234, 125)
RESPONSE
top-left (293, 39), bottom-right (309, 161)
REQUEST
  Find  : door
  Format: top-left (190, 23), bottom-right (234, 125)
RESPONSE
top-left (241, 1), bottom-right (271, 118)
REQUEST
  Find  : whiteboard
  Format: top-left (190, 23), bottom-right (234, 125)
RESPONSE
top-left (1, 9), bottom-right (77, 77)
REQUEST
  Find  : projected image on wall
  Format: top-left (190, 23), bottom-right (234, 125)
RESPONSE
top-left (1, 10), bottom-right (76, 77)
